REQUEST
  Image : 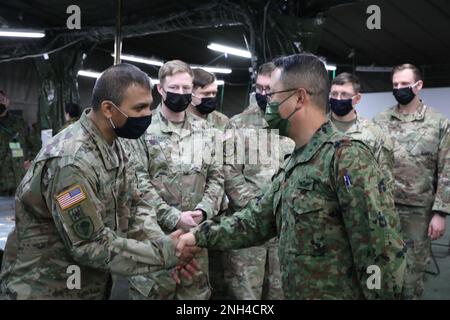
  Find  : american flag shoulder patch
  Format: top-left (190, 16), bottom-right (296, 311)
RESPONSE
top-left (56, 185), bottom-right (87, 211)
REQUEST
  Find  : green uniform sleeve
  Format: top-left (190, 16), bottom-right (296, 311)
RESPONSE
top-left (194, 180), bottom-right (277, 250)
top-left (333, 141), bottom-right (406, 299)
top-left (223, 123), bottom-right (260, 210)
top-left (43, 161), bottom-right (178, 276)
top-left (432, 119), bottom-right (450, 215)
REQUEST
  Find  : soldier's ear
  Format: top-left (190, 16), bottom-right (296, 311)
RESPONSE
top-left (100, 100), bottom-right (114, 119)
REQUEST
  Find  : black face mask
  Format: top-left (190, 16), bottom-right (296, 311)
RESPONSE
top-left (329, 98), bottom-right (354, 116)
top-left (255, 93), bottom-right (268, 111)
top-left (0, 103), bottom-right (6, 115)
top-left (196, 97), bottom-right (217, 115)
top-left (164, 91), bottom-right (192, 112)
top-left (393, 84), bottom-right (417, 105)
top-left (110, 103), bottom-right (152, 139)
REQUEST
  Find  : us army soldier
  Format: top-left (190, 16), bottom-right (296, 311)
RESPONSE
top-left (373, 63), bottom-right (450, 300)
top-left (0, 64), bottom-right (199, 299)
top-left (128, 60), bottom-right (224, 300)
top-left (221, 62), bottom-right (294, 299)
top-left (328, 72), bottom-right (394, 187)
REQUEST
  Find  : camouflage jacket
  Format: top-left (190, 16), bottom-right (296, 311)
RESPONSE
top-left (0, 109), bottom-right (178, 299)
top-left (373, 102), bottom-right (450, 213)
top-left (135, 105), bottom-right (224, 232)
top-left (206, 110), bottom-right (229, 131)
top-left (194, 121), bottom-right (406, 299)
top-left (329, 113), bottom-right (395, 187)
top-left (224, 104), bottom-right (295, 211)
top-left (57, 117), bottom-right (80, 134)
top-left (0, 112), bottom-right (34, 194)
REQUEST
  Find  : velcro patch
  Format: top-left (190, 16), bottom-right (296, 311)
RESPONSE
top-left (56, 185), bottom-right (87, 210)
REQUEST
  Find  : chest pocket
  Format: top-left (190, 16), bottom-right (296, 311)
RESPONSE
top-left (291, 178), bottom-right (325, 215)
top-left (406, 127), bottom-right (439, 161)
top-left (288, 177), bottom-right (330, 256)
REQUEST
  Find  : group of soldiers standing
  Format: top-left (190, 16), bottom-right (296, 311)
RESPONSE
top-left (0, 52), bottom-right (448, 300)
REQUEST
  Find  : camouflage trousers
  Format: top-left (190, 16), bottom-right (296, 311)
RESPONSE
top-left (222, 237), bottom-right (284, 300)
top-left (129, 248), bottom-right (211, 300)
top-left (397, 205), bottom-right (432, 300)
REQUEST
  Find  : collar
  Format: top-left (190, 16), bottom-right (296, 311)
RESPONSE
top-left (79, 108), bottom-right (119, 170)
top-left (390, 100), bottom-right (427, 122)
top-left (284, 120), bottom-right (338, 173)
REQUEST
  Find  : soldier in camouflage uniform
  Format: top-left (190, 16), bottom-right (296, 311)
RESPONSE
top-left (328, 73), bottom-right (394, 186)
top-left (0, 90), bottom-right (35, 196)
top-left (0, 64), bottom-right (199, 299)
top-left (221, 62), bottom-right (294, 300)
top-left (186, 68), bottom-right (230, 299)
top-left (373, 64), bottom-right (449, 300)
top-left (177, 53), bottom-right (406, 300)
top-left (128, 60), bottom-right (224, 300)
top-left (187, 68), bottom-right (229, 131)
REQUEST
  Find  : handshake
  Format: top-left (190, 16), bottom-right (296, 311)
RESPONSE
top-left (168, 227), bottom-right (199, 284)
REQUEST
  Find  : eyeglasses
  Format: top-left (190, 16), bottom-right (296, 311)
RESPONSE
top-left (329, 91), bottom-right (356, 100)
top-left (266, 88), bottom-right (313, 101)
top-left (255, 85), bottom-right (271, 94)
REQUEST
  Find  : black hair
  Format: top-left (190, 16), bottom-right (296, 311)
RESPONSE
top-left (91, 63), bottom-right (151, 110)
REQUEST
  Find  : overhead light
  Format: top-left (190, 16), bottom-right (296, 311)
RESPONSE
top-left (0, 28), bottom-right (45, 38)
top-left (192, 65), bottom-right (232, 74)
top-left (207, 43), bottom-right (251, 59)
top-left (77, 70), bottom-right (102, 79)
top-left (78, 69), bottom-right (160, 86)
top-left (112, 53), bottom-right (164, 67)
top-left (216, 80), bottom-right (225, 86)
top-left (325, 64), bottom-right (337, 71)
top-left (355, 66), bottom-right (392, 73)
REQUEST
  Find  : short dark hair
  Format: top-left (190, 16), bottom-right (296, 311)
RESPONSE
top-left (273, 53), bottom-right (329, 111)
top-left (257, 62), bottom-right (276, 77)
top-left (392, 63), bottom-right (422, 82)
top-left (91, 63), bottom-right (151, 110)
top-left (331, 72), bottom-right (361, 94)
top-left (193, 68), bottom-right (216, 89)
top-left (65, 102), bottom-right (81, 118)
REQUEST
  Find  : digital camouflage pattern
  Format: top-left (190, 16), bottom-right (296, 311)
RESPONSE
top-left (57, 117), bottom-right (80, 134)
top-left (329, 114), bottom-right (395, 188)
top-left (187, 108), bottom-right (230, 300)
top-left (128, 105), bottom-right (224, 300)
top-left (0, 112), bottom-right (34, 195)
top-left (0, 109), bottom-right (178, 299)
top-left (221, 104), bottom-right (294, 299)
top-left (373, 102), bottom-right (450, 299)
top-left (195, 120), bottom-right (406, 299)
top-left (206, 110), bottom-right (229, 132)
top-left (373, 103), bottom-right (450, 212)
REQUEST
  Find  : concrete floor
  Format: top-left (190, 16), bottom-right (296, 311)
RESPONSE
top-left (1, 196), bottom-right (449, 299)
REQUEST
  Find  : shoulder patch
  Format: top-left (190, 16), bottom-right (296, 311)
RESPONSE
top-left (56, 185), bottom-right (87, 210)
top-left (72, 216), bottom-right (94, 240)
